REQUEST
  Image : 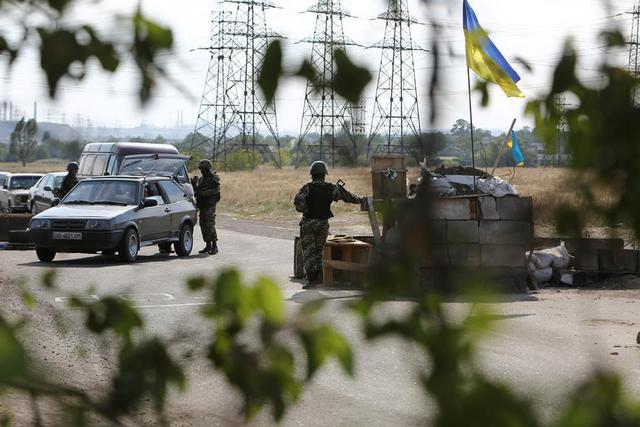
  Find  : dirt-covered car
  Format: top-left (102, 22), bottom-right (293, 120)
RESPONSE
top-left (0, 173), bottom-right (44, 213)
top-left (29, 176), bottom-right (197, 262)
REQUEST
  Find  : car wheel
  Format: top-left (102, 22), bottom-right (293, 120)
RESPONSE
top-left (118, 228), bottom-right (139, 262)
top-left (175, 223), bottom-right (193, 257)
top-left (102, 249), bottom-right (117, 256)
top-left (35, 247), bottom-right (56, 262)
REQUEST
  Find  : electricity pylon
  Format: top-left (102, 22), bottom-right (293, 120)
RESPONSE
top-left (296, 0), bottom-right (359, 167)
top-left (367, 0), bottom-right (425, 159)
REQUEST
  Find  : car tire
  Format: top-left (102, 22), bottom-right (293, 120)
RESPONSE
top-left (118, 228), bottom-right (139, 262)
top-left (102, 249), bottom-right (117, 256)
top-left (36, 247), bottom-right (56, 262)
top-left (175, 223), bottom-right (193, 257)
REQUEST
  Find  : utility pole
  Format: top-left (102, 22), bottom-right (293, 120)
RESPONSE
top-left (554, 94), bottom-right (569, 167)
top-left (367, 0), bottom-right (425, 160)
top-left (296, 0), bottom-right (359, 167)
top-left (628, 2), bottom-right (640, 104)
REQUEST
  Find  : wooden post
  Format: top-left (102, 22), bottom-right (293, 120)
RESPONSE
top-left (366, 196), bottom-right (382, 245)
top-left (490, 118), bottom-right (517, 176)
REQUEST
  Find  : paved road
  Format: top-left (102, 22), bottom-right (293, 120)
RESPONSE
top-left (1, 225), bottom-right (640, 425)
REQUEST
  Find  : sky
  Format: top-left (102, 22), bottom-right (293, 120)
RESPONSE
top-left (0, 0), bottom-right (635, 135)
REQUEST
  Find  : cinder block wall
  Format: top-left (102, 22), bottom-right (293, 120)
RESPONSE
top-left (422, 196), bottom-right (534, 292)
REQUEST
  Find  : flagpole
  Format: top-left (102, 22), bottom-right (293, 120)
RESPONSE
top-left (466, 66), bottom-right (477, 191)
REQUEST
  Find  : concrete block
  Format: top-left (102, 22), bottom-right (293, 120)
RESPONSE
top-left (427, 220), bottom-right (447, 244)
top-left (598, 249), bottom-right (638, 273)
top-left (448, 244), bottom-right (480, 267)
top-left (447, 220), bottom-right (479, 243)
top-left (481, 245), bottom-right (527, 268)
top-left (479, 196), bottom-right (500, 220)
top-left (420, 245), bottom-right (449, 268)
top-left (496, 197), bottom-right (533, 221)
top-left (534, 238), bottom-right (624, 252)
top-left (479, 221), bottom-right (533, 245)
top-left (572, 249), bottom-right (599, 271)
top-left (431, 198), bottom-right (472, 220)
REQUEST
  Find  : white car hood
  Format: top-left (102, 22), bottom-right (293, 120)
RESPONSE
top-left (35, 204), bottom-right (134, 220)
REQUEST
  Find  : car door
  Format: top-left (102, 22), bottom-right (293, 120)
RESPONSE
top-left (36, 175), bottom-right (51, 212)
top-left (136, 182), bottom-right (171, 242)
top-left (158, 180), bottom-right (192, 238)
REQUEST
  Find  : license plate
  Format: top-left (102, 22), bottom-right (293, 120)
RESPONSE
top-left (53, 232), bottom-right (82, 240)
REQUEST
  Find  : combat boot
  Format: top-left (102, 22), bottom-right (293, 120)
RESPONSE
top-left (209, 242), bottom-right (218, 255)
top-left (199, 242), bottom-right (211, 254)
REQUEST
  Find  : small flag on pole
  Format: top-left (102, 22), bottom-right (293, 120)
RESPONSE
top-left (508, 131), bottom-right (525, 166)
top-left (463, 0), bottom-right (524, 98)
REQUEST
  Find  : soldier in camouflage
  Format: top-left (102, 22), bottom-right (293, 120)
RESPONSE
top-left (294, 161), bottom-right (364, 288)
top-left (194, 159), bottom-right (221, 255)
top-left (57, 162), bottom-right (79, 198)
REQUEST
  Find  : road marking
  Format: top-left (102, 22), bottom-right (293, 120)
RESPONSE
top-left (118, 293), bottom-right (176, 302)
top-left (54, 295), bottom-right (99, 303)
top-left (130, 302), bottom-right (210, 309)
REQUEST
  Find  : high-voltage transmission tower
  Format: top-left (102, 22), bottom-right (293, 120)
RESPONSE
top-left (552, 94), bottom-right (569, 166)
top-left (191, 0), bottom-right (281, 166)
top-left (191, 1), bottom-right (235, 163)
top-left (296, 0), bottom-right (359, 166)
top-left (367, 0), bottom-right (425, 159)
top-left (628, 2), bottom-right (640, 104)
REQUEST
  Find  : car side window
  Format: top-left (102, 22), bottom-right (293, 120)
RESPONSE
top-left (106, 155), bottom-right (117, 176)
top-left (92, 155), bottom-right (108, 176)
top-left (158, 181), bottom-right (187, 204)
top-left (144, 183), bottom-right (165, 205)
top-left (177, 166), bottom-right (188, 183)
top-left (80, 154), bottom-right (96, 175)
top-left (43, 175), bottom-right (53, 189)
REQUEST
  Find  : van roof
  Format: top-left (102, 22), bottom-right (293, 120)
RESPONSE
top-left (82, 142), bottom-right (180, 156)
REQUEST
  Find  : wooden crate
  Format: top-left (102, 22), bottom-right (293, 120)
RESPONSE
top-left (371, 155), bottom-right (407, 170)
top-left (372, 170), bottom-right (407, 200)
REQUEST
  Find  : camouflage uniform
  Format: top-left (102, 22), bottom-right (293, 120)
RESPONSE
top-left (58, 173), bottom-right (78, 198)
top-left (294, 180), bottom-right (361, 282)
top-left (195, 171), bottom-right (220, 243)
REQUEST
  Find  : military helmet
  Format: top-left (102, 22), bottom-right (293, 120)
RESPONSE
top-left (67, 161), bottom-right (79, 171)
top-left (309, 160), bottom-right (328, 176)
top-left (198, 159), bottom-right (213, 170)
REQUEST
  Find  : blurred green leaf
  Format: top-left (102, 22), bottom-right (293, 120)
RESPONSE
top-left (332, 49), bottom-right (372, 103)
top-left (0, 36), bottom-right (18, 64)
top-left (73, 297), bottom-right (143, 342)
top-left (474, 80), bottom-right (490, 107)
top-left (600, 30), bottom-right (626, 48)
top-left (254, 277), bottom-right (284, 326)
top-left (41, 270), bottom-right (56, 289)
top-left (0, 318), bottom-right (28, 382)
top-left (258, 40), bottom-right (283, 106)
top-left (551, 42), bottom-right (577, 94)
top-left (186, 276), bottom-right (207, 291)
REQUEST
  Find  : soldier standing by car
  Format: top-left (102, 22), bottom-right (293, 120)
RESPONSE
top-left (193, 159), bottom-right (220, 255)
top-left (57, 162), bottom-right (79, 199)
top-left (294, 161), bottom-right (365, 289)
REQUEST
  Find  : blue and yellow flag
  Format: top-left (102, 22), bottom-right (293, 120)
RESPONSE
top-left (508, 131), bottom-right (525, 166)
top-left (463, 0), bottom-right (524, 98)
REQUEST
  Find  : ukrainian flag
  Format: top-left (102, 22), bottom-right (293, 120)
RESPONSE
top-left (508, 131), bottom-right (525, 166)
top-left (463, 0), bottom-right (524, 98)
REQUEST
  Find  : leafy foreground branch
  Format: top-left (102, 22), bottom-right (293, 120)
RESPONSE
top-left (2, 253), bottom-right (640, 426)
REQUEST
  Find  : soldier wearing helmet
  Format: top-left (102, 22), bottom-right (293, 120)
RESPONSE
top-left (193, 159), bottom-right (221, 255)
top-left (294, 160), bottom-right (364, 288)
top-left (57, 161), bottom-right (79, 198)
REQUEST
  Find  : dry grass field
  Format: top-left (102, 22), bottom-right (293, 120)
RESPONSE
top-left (0, 160), bottom-right (67, 174)
top-left (0, 160), bottom-right (619, 232)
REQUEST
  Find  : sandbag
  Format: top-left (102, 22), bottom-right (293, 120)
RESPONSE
top-left (530, 266), bottom-right (553, 284)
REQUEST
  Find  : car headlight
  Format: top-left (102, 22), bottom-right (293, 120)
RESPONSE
top-left (85, 220), bottom-right (111, 231)
top-left (30, 219), bottom-right (51, 230)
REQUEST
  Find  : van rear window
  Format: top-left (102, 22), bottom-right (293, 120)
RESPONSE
top-left (92, 155), bottom-right (108, 176)
top-left (80, 154), bottom-right (96, 175)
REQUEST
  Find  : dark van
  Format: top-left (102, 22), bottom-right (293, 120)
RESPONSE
top-left (77, 142), bottom-right (193, 197)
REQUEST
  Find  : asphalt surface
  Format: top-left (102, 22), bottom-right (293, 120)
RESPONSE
top-left (1, 222), bottom-right (640, 426)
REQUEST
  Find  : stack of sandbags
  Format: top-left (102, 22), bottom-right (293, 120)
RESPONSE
top-left (526, 242), bottom-right (571, 286)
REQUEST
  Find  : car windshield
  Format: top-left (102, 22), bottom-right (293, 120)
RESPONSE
top-left (63, 180), bottom-right (139, 206)
top-left (10, 176), bottom-right (41, 190)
